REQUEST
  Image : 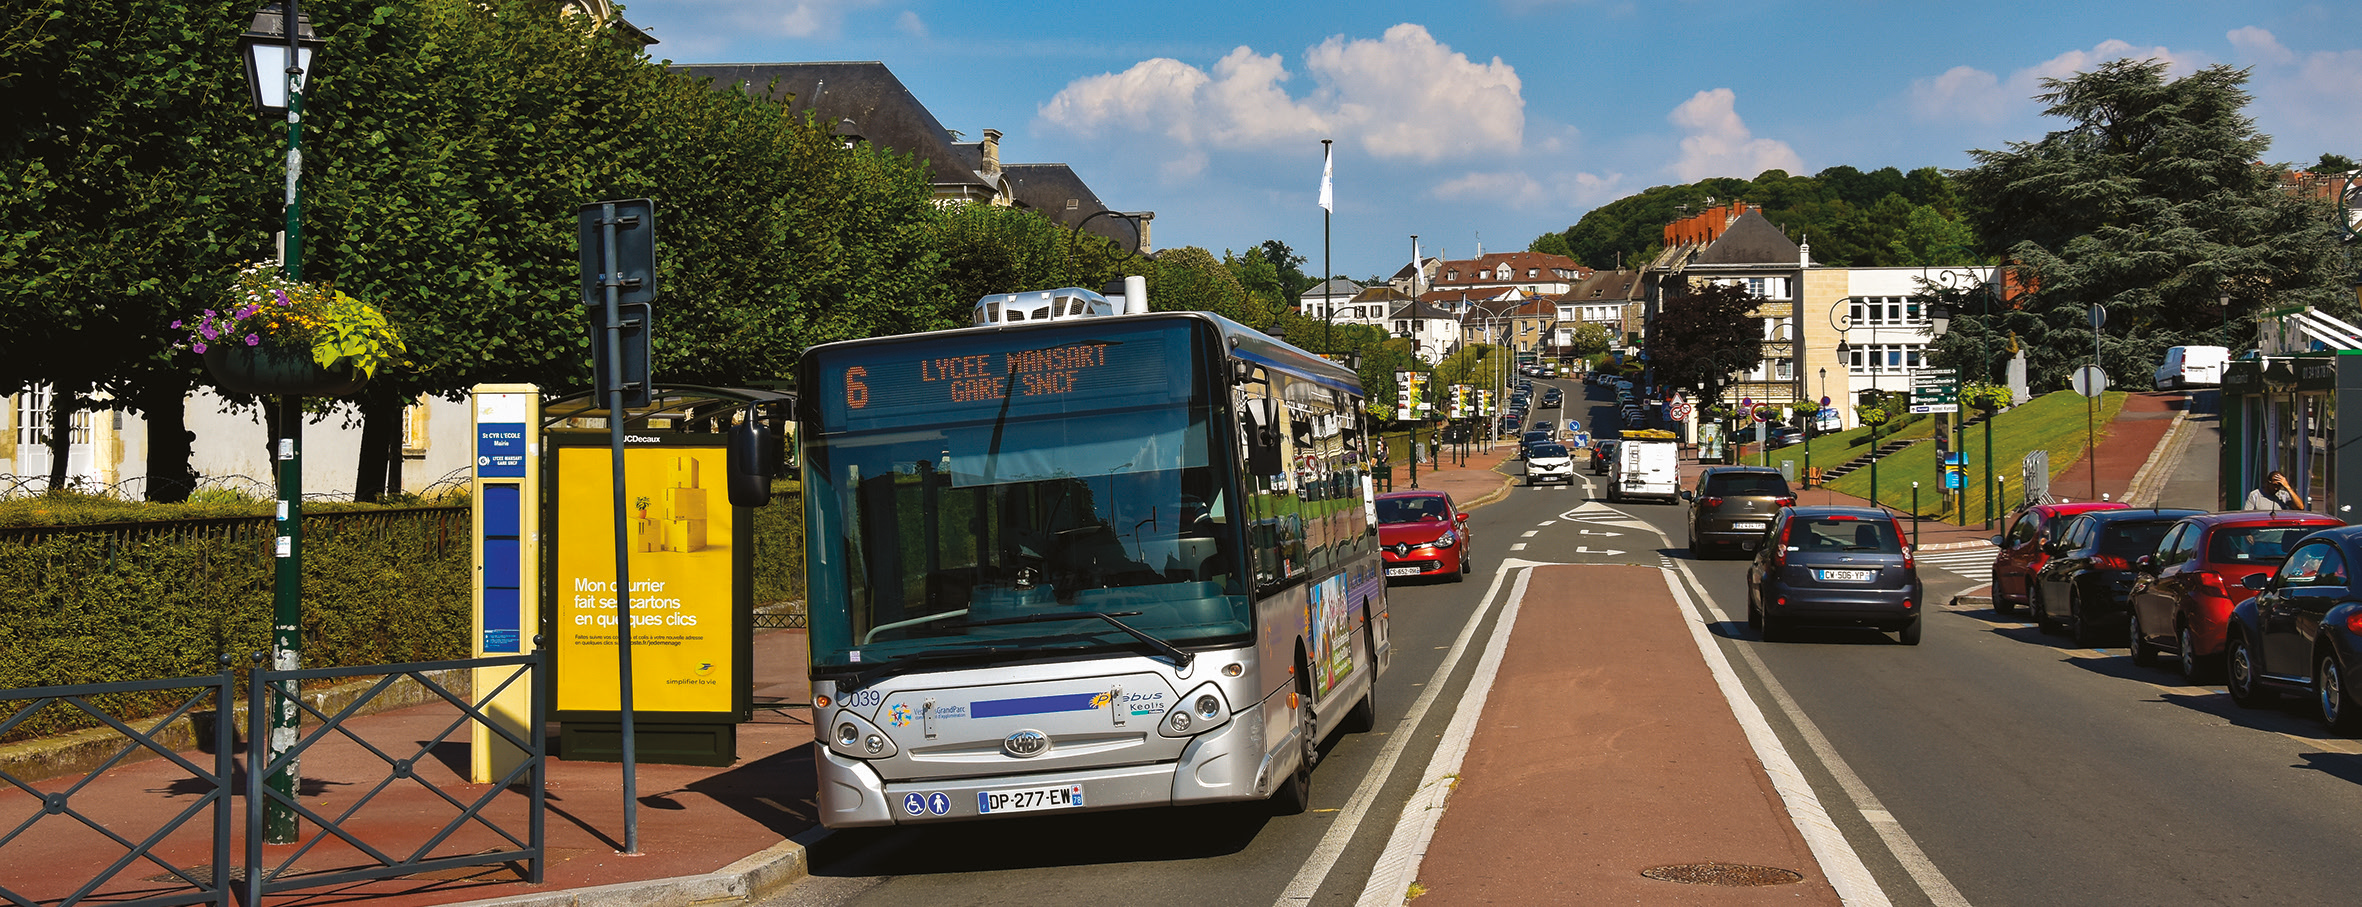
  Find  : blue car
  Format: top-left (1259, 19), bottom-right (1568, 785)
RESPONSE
top-left (2225, 524), bottom-right (2362, 732)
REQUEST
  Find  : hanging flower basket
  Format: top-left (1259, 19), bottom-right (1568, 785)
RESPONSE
top-left (179, 262), bottom-right (405, 398)
top-left (203, 342), bottom-right (366, 397)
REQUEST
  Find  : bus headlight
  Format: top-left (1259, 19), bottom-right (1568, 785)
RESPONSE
top-left (824, 709), bottom-right (898, 760)
top-left (1160, 682), bottom-right (1232, 738)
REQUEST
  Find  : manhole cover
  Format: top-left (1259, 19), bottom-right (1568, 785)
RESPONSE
top-left (1641, 862), bottom-right (1804, 886)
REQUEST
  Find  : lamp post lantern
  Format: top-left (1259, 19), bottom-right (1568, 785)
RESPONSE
top-left (239, 0), bottom-right (325, 846)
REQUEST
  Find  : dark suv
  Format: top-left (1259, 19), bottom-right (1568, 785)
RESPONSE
top-left (1683, 466), bottom-right (1797, 558)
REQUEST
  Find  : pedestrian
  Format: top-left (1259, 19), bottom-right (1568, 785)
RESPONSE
top-left (2244, 470), bottom-right (2306, 511)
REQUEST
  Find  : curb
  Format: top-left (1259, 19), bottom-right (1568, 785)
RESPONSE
top-left (453, 828), bottom-right (827, 907)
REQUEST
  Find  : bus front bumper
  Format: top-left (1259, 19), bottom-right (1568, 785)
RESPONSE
top-left (815, 699), bottom-right (1267, 827)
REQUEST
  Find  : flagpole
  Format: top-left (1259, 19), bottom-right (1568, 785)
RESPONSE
top-left (1320, 138), bottom-right (1333, 353)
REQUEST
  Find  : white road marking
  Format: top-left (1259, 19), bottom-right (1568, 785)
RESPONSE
top-left (1278, 559), bottom-right (1564, 907)
top-left (1658, 562), bottom-right (1898, 906)
top-left (1510, 543), bottom-right (1527, 551)
top-left (1668, 555), bottom-right (1963, 907)
top-left (1520, 530), bottom-right (1538, 537)
top-left (1347, 563), bottom-right (1548, 907)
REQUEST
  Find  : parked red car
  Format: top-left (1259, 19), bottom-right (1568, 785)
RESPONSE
top-left (1376, 490), bottom-right (1471, 582)
top-left (1989, 502), bottom-right (2129, 612)
top-left (2127, 511), bottom-right (2344, 680)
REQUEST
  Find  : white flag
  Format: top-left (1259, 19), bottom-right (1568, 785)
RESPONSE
top-left (1318, 144), bottom-right (1333, 212)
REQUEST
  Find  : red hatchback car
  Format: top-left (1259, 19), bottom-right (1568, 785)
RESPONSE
top-left (1990, 502), bottom-right (2129, 613)
top-left (1376, 490), bottom-right (1471, 582)
top-left (2127, 511), bottom-right (2344, 680)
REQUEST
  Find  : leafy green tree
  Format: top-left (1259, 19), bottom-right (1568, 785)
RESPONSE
top-left (0, 0), bottom-right (272, 499)
top-left (1952, 59), bottom-right (2352, 389)
top-left (2317, 153), bottom-right (2357, 173)
top-left (1647, 280), bottom-right (1763, 407)
top-left (1888, 204), bottom-right (1981, 266)
top-left (1149, 246), bottom-right (1260, 326)
top-left (1565, 322), bottom-right (1614, 358)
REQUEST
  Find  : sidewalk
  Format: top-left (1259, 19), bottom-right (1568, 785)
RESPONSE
top-left (0, 629), bottom-right (823, 907)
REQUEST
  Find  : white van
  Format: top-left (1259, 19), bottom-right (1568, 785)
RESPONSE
top-left (2153, 345), bottom-right (2228, 390)
top-left (1609, 433), bottom-right (1681, 503)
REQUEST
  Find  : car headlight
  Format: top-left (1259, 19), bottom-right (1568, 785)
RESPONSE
top-left (1429, 530), bottom-right (1456, 548)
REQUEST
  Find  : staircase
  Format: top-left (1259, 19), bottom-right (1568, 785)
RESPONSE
top-left (1818, 411), bottom-right (1996, 481)
top-left (1820, 437), bottom-right (1918, 480)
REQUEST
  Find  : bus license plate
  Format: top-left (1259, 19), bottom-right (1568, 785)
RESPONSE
top-left (977, 784), bottom-right (1085, 815)
top-left (1818, 569), bottom-right (1875, 581)
top-left (1386, 566), bottom-right (1421, 577)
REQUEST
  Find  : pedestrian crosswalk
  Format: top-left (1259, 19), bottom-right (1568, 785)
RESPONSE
top-left (1913, 544), bottom-right (1996, 585)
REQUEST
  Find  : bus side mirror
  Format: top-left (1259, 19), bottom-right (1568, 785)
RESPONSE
top-left (727, 420), bottom-right (774, 508)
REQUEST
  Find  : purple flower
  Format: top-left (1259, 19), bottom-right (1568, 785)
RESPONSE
top-left (245, 333), bottom-right (260, 346)
top-left (170, 320), bottom-right (183, 329)
top-left (273, 290), bottom-right (290, 307)
top-left (192, 342), bottom-right (208, 354)
top-left (199, 324), bottom-right (218, 340)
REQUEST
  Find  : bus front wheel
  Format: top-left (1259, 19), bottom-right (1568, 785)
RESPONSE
top-left (1272, 675), bottom-right (1316, 815)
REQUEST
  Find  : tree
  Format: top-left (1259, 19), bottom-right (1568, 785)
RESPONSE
top-left (1149, 247), bottom-right (1259, 326)
top-left (1953, 59), bottom-right (2353, 390)
top-left (1565, 322), bottom-right (1614, 358)
top-left (0, 0), bottom-right (274, 499)
top-left (1647, 280), bottom-right (1763, 407)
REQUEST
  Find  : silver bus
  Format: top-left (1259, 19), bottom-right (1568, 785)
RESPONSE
top-left (794, 291), bottom-right (1390, 827)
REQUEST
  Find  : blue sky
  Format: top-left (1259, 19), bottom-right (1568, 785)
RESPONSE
top-left (614, 1), bottom-right (2362, 280)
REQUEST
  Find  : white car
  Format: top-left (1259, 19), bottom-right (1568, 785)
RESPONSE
top-left (1524, 442), bottom-right (1576, 486)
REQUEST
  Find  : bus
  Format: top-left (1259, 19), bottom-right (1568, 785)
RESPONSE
top-left (793, 287), bottom-right (1391, 827)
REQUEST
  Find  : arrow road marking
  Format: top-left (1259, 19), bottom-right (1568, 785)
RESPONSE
top-left (1574, 546), bottom-right (1626, 555)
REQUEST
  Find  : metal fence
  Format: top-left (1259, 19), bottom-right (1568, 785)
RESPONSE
top-left (0, 673), bottom-right (237, 907)
top-left (0, 654), bottom-right (544, 907)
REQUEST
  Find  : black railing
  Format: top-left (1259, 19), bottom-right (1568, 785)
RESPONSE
top-left (241, 654), bottom-right (544, 905)
top-left (0, 653), bottom-right (543, 907)
top-left (1, 673), bottom-right (237, 907)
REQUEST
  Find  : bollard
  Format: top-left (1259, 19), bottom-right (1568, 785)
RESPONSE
top-left (1911, 482), bottom-right (1920, 552)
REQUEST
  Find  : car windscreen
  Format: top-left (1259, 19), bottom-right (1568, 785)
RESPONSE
top-left (1705, 473), bottom-right (1791, 496)
top-left (1527, 444), bottom-right (1568, 458)
top-left (1376, 495), bottom-right (1452, 524)
top-left (1792, 516), bottom-right (1903, 553)
top-left (2098, 520), bottom-right (2179, 557)
top-left (2207, 524), bottom-right (2329, 565)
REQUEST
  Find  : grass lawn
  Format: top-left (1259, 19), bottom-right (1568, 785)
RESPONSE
top-left (1818, 390), bottom-right (2129, 523)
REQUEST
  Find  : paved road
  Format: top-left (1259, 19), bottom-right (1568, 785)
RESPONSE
top-left (757, 375), bottom-right (2362, 907)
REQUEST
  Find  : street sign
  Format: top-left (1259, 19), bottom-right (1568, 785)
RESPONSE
top-left (2071, 365), bottom-right (2108, 397)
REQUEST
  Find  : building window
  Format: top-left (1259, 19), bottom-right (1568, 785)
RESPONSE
top-left (1846, 343), bottom-right (1928, 375)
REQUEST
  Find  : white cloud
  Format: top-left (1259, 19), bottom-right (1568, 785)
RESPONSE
top-left (1907, 66), bottom-right (2008, 124)
top-left (1665, 89), bottom-right (1803, 182)
top-left (894, 10), bottom-right (927, 39)
top-left (1036, 23), bottom-right (1525, 177)
top-left (1431, 171), bottom-right (1544, 204)
top-left (2227, 26), bottom-right (2294, 65)
top-left (1903, 40), bottom-right (2197, 124)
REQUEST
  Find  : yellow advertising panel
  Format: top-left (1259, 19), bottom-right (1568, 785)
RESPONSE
top-left (553, 443), bottom-right (734, 715)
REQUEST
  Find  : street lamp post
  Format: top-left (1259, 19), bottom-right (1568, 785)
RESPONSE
top-left (238, 0), bottom-right (324, 847)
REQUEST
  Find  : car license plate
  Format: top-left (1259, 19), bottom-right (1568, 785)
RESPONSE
top-left (977, 784), bottom-right (1084, 814)
top-left (1818, 569), bottom-right (1876, 581)
top-left (1733, 521), bottom-right (1766, 530)
top-left (1386, 566), bottom-right (1421, 577)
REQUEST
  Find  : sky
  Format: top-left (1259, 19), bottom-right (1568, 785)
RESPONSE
top-left (611, 0), bottom-right (2362, 282)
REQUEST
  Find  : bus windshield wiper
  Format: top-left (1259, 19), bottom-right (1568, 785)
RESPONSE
top-left (828, 645), bottom-right (1020, 692)
top-left (953, 610), bottom-right (1193, 670)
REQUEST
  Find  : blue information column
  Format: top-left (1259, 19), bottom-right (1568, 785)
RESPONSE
top-left (472, 384), bottom-right (541, 783)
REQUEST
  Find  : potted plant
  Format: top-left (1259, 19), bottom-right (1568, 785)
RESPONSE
top-left (179, 261), bottom-right (405, 396)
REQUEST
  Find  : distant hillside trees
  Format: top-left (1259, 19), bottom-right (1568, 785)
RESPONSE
top-left (1531, 166), bottom-right (1977, 270)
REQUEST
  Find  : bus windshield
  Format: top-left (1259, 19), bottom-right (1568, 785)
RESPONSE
top-left (801, 320), bottom-right (1250, 677)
